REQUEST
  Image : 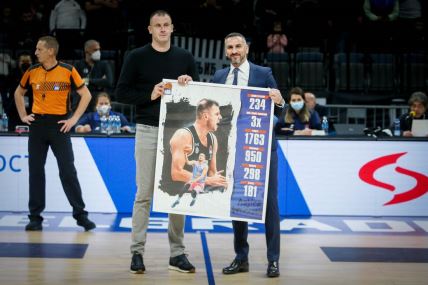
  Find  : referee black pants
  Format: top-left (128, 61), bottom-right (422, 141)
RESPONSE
top-left (28, 114), bottom-right (87, 221)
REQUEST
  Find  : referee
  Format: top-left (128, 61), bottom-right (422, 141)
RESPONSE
top-left (14, 36), bottom-right (96, 231)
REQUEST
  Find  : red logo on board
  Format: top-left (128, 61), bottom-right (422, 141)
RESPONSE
top-left (359, 152), bottom-right (428, 205)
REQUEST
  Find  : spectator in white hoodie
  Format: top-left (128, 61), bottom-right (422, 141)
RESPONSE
top-left (49, 0), bottom-right (87, 58)
top-left (49, 0), bottom-right (86, 32)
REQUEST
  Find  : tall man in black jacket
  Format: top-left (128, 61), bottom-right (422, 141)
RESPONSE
top-left (115, 10), bottom-right (199, 274)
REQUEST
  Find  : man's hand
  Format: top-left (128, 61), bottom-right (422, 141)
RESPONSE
top-left (58, 117), bottom-right (78, 133)
top-left (21, 114), bottom-right (35, 125)
top-left (151, 82), bottom-right (165, 101)
top-left (403, 130), bottom-right (413, 137)
top-left (177, 74), bottom-right (193, 85)
top-left (269, 88), bottom-right (284, 106)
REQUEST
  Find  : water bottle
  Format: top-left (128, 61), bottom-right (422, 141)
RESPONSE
top-left (322, 116), bottom-right (329, 135)
top-left (393, 118), bottom-right (400, 136)
top-left (114, 115), bottom-right (121, 133)
top-left (2, 113), bottom-right (8, 132)
top-left (107, 115), bottom-right (114, 134)
top-left (100, 115), bottom-right (108, 133)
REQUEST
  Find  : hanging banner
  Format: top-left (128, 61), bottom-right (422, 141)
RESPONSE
top-left (153, 80), bottom-right (274, 223)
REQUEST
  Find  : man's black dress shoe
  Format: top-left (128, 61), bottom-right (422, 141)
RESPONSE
top-left (222, 259), bottom-right (249, 274)
top-left (25, 220), bottom-right (42, 231)
top-left (267, 261), bottom-right (280, 278)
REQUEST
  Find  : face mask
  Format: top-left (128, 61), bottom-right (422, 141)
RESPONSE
top-left (97, 104), bottom-right (111, 115)
top-left (91, 50), bottom-right (101, 61)
top-left (290, 101), bottom-right (304, 111)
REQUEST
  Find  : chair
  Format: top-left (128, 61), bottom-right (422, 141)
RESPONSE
top-left (334, 53), bottom-right (366, 92)
top-left (402, 53), bottom-right (427, 92)
top-left (367, 53), bottom-right (397, 93)
top-left (265, 53), bottom-right (291, 94)
top-left (295, 51), bottom-right (327, 90)
top-left (111, 101), bottom-right (136, 123)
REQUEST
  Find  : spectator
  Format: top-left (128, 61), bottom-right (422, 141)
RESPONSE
top-left (395, 0), bottom-right (424, 50)
top-left (362, 0), bottom-right (399, 50)
top-left (305, 91), bottom-right (335, 133)
top-left (0, 52), bottom-right (14, 84)
top-left (266, 20), bottom-right (288, 55)
top-left (4, 52), bottom-right (34, 131)
top-left (49, 0), bottom-right (87, 58)
top-left (276, 87), bottom-right (321, 136)
top-left (253, 0), bottom-right (288, 58)
top-left (49, 0), bottom-right (86, 32)
top-left (74, 39), bottom-right (113, 110)
top-left (75, 92), bottom-right (131, 133)
top-left (364, 0), bottom-right (399, 21)
top-left (394, 91), bottom-right (428, 137)
top-left (0, 49), bottom-right (16, 122)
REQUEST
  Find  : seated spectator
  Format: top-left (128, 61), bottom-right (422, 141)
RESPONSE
top-left (394, 91), bottom-right (428, 137)
top-left (275, 87), bottom-right (321, 136)
top-left (305, 91), bottom-right (335, 133)
top-left (75, 92), bottom-right (131, 133)
top-left (267, 20), bottom-right (288, 54)
top-left (4, 52), bottom-right (34, 131)
top-left (74, 39), bottom-right (113, 110)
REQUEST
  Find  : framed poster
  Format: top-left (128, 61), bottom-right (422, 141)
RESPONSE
top-left (153, 80), bottom-right (273, 222)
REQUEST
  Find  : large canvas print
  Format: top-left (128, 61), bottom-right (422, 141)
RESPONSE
top-left (153, 80), bottom-right (274, 222)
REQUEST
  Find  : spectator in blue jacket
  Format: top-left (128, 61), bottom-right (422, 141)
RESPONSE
top-left (275, 87), bottom-right (321, 136)
top-left (75, 92), bottom-right (131, 133)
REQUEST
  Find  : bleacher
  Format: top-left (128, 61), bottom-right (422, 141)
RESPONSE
top-left (0, 0), bottom-right (426, 131)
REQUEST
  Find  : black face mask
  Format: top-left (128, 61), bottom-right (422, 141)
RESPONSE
top-left (20, 63), bottom-right (31, 72)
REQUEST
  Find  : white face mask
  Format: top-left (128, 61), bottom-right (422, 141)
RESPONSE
top-left (91, 50), bottom-right (101, 61)
top-left (97, 104), bottom-right (111, 115)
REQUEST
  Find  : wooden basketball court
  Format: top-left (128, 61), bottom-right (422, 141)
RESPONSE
top-left (0, 213), bottom-right (427, 285)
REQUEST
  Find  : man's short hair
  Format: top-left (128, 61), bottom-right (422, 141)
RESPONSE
top-left (408, 91), bottom-right (428, 109)
top-left (149, 10), bottom-right (172, 24)
top-left (224, 32), bottom-right (247, 44)
top-left (305, 92), bottom-right (316, 99)
top-left (84, 39), bottom-right (99, 52)
top-left (38, 36), bottom-right (59, 55)
top-left (196, 99), bottom-right (219, 119)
